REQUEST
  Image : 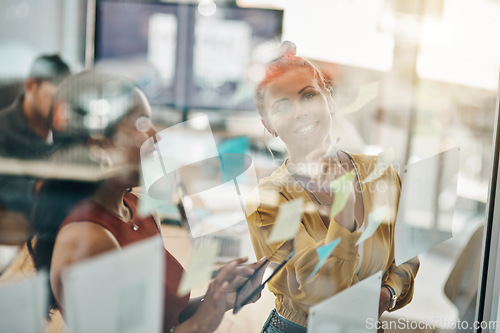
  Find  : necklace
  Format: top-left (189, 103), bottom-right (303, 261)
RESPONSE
top-left (290, 152), bottom-right (345, 207)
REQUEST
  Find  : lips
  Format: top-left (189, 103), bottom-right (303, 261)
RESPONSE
top-left (294, 121), bottom-right (319, 134)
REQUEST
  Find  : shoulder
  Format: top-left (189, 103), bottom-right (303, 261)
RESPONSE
top-left (50, 221), bottom-right (120, 305)
top-left (54, 221), bottom-right (120, 264)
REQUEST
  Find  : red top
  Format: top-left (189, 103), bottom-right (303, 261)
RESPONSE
top-left (58, 192), bottom-right (190, 330)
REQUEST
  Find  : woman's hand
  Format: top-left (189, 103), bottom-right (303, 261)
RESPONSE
top-left (181, 259), bottom-right (244, 333)
top-left (304, 146), bottom-right (357, 231)
top-left (223, 257), bottom-right (269, 311)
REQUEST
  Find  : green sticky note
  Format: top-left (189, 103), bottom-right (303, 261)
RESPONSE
top-left (329, 170), bottom-right (356, 219)
top-left (177, 240), bottom-right (220, 296)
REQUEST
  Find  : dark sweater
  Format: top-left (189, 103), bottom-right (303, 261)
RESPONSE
top-left (0, 95), bottom-right (54, 217)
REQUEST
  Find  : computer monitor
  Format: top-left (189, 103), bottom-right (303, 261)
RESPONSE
top-left (93, 1), bottom-right (283, 111)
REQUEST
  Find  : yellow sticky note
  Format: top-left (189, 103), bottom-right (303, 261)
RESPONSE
top-left (267, 198), bottom-right (304, 244)
top-left (177, 240), bottom-right (219, 296)
top-left (329, 170), bottom-right (356, 219)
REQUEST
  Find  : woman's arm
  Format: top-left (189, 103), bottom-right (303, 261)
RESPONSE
top-left (50, 222), bottom-right (121, 306)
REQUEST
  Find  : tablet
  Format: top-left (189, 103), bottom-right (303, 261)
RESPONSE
top-left (233, 250), bottom-right (295, 314)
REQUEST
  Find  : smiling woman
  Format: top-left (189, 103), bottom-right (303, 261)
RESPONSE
top-left (245, 42), bottom-right (420, 333)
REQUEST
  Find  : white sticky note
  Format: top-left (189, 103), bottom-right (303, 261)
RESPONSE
top-left (177, 240), bottom-right (219, 296)
top-left (356, 206), bottom-right (388, 246)
top-left (156, 116), bottom-right (219, 174)
top-left (267, 198), bottom-right (304, 244)
top-left (308, 271), bottom-right (382, 333)
top-left (362, 148), bottom-right (395, 184)
top-left (0, 271), bottom-right (48, 333)
top-left (63, 237), bottom-right (165, 333)
top-left (340, 82), bottom-right (379, 115)
top-left (182, 180), bottom-right (245, 238)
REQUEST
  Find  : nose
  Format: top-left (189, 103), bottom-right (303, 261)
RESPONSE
top-left (293, 101), bottom-right (309, 119)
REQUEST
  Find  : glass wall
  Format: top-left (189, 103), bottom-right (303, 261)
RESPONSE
top-left (0, 0), bottom-right (498, 332)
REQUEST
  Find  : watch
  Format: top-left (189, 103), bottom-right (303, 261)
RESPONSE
top-left (384, 285), bottom-right (397, 311)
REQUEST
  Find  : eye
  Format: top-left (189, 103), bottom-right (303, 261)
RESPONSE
top-left (303, 92), bottom-right (316, 101)
top-left (273, 102), bottom-right (291, 114)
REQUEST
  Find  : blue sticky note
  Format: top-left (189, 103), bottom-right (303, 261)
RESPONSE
top-left (217, 136), bottom-right (249, 154)
top-left (307, 238), bottom-right (341, 281)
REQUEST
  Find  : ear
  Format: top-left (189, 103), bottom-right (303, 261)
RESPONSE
top-left (261, 118), bottom-right (278, 137)
top-left (24, 78), bottom-right (38, 94)
top-left (51, 99), bottom-right (67, 131)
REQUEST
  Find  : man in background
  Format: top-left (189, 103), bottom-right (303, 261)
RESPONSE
top-left (0, 54), bottom-right (70, 224)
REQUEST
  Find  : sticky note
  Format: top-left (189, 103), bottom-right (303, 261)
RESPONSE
top-left (355, 206), bottom-right (388, 246)
top-left (329, 170), bottom-right (356, 219)
top-left (267, 198), bottom-right (304, 244)
top-left (307, 238), bottom-right (341, 281)
top-left (308, 271), bottom-right (382, 332)
top-left (340, 82), bottom-right (379, 114)
top-left (177, 240), bottom-right (220, 296)
top-left (362, 148), bottom-right (395, 184)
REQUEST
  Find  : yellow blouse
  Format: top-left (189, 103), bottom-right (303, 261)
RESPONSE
top-left (245, 153), bottom-right (419, 327)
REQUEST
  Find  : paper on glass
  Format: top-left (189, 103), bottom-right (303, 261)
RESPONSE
top-left (0, 271), bottom-right (48, 333)
top-left (177, 240), bottom-right (219, 296)
top-left (340, 82), bottom-right (379, 115)
top-left (308, 271), bottom-right (382, 333)
top-left (63, 237), bottom-right (164, 333)
top-left (329, 170), bottom-right (356, 219)
top-left (362, 148), bottom-right (395, 184)
top-left (355, 206), bottom-right (388, 246)
top-left (307, 238), bottom-right (341, 281)
top-left (140, 115), bottom-right (219, 199)
top-left (182, 180), bottom-right (245, 238)
top-left (137, 158), bottom-right (172, 217)
top-left (267, 198), bottom-right (304, 244)
top-left (394, 147), bottom-right (460, 265)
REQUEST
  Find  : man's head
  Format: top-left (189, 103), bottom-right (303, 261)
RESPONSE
top-left (23, 55), bottom-right (70, 128)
